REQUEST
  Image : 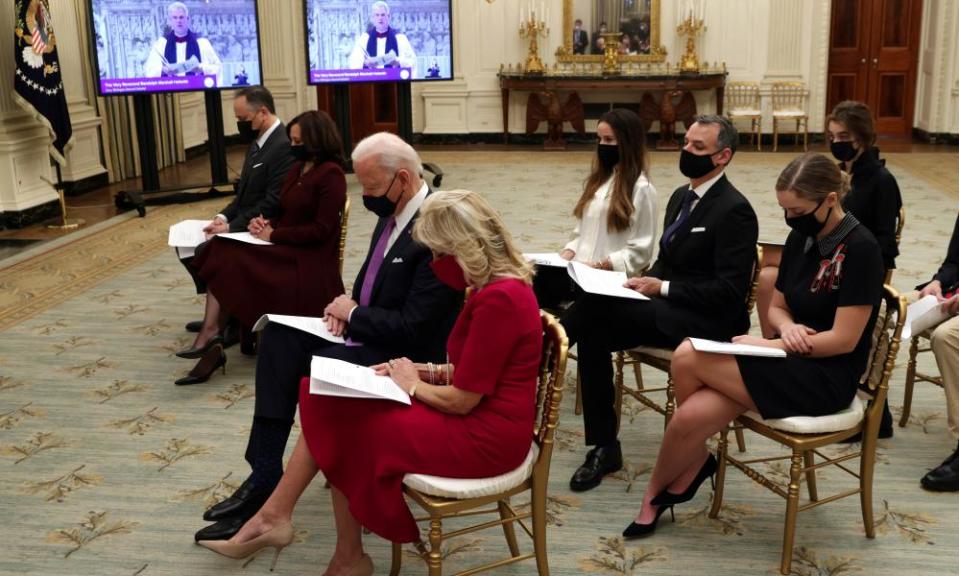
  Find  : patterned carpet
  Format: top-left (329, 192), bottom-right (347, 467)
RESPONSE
top-left (1, 150), bottom-right (958, 576)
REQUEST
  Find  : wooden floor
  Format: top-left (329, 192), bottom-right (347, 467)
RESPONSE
top-left (0, 138), bottom-right (954, 260)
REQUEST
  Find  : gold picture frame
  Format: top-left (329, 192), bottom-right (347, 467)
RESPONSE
top-left (557, 0), bottom-right (667, 63)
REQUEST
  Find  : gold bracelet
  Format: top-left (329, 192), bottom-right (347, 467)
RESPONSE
top-left (427, 362), bottom-right (435, 384)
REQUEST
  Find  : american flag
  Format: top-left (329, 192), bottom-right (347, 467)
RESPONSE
top-left (31, 9), bottom-right (48, 54)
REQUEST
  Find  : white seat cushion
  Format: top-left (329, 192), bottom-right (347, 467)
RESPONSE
top-left (742, 394), bottom-right (866, 434)
top-left (629, 346), bottom-right (673, 362)
top-left (773, 110), bottom-right (807, 117)
top-left (403, 443), bottom-right (539, 499)
top-left (729, 108), bottom-right (761, 116)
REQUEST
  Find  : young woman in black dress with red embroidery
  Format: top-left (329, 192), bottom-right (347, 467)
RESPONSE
top-left (623, 153), bottom-right (884, 538)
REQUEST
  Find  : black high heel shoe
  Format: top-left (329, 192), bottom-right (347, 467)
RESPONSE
top-left (175, 334), bottom-right (223, 359)
top-left (176, 345), bottom-right (226, 385)
top-left (651, 453), bottom-right (718, 506)
top-left (622, 504), bottom-right (674, 539)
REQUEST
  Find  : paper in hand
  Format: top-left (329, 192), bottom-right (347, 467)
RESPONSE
top-left (688, 338), bottom-right (787, 358)
top-left (216, 232), bottom-right (273, 246)
top-left (567, 261), bottom-right (649, 300)
top-left (309, 356), bottom-right (411, 405)
top-left (169, 220), bottom-right (212, 248)
top-left (252, 314), bottom-right (345, 344)
top-left (525, 252), bottom-right (568, 268)
top-left (903, 295), bottom-right (954, 340)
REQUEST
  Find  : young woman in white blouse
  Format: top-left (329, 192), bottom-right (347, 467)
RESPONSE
top-left (534, 108), bottom-right (659, 309)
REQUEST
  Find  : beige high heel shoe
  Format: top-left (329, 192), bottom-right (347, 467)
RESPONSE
top-left (197, 521), bottom-right (294, 571)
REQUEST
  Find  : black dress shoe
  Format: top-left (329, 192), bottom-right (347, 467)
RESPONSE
top-left (570, 442), bottom-right (622, 492)
top-left (175, 334), bottom-right (224, 359)
top-left (841, 400), bottom-right (894, 443)
top-left (651, 453), bottom-right (717, 506)
top-left (203, 478), bottom-right (272, 522)
top-left (185, 320), bottom-right (203, 333)
top-left (195, 516), bottom-right (247, 542)
top-left (921, 445), bottom-right (959, 492)
top-left (175, 345), bottom-right (226, 386)
top-left (622, 505), bottom-right (674, 539)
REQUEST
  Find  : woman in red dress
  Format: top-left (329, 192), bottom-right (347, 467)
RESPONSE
top-left (197, 190), bottom-right (543, 576)
top-left (175, 111), bottom-right (347, 385)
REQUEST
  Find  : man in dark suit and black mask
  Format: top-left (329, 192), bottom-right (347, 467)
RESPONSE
top-left (194, 132), bottom-right (462, 541)
top-left (562, 115), bottom-right (759, 492)
top-left (177, 86), bottom-right (294, 339)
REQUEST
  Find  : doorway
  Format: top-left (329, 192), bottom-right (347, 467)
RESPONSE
top-left (826, 0), bottom-right (923, 137)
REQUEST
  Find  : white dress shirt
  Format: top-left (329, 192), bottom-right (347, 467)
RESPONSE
top-left (564, 173), bottom-right (659, 277)
top-left (383, 181), bottom-right (428, 255)
top-left (661, 170), bottom-right (725, 297)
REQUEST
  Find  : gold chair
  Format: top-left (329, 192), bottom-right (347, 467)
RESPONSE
top-left (338, 197), bottom-right (351, 277)
top-left (883, 205), bottom-right (906, 285)
top-left (899, 328), bottom-right (941, 427)
top-left (388, 311), bottom-right (568, 576)
top-left (613, 245), bottom-right (764, 452)
top-left (708, 286), bottom-right (905, 575)
top-left (726, 81), bottom-right (763, 151)
top-left (771, 82), bottom-right (808, 152)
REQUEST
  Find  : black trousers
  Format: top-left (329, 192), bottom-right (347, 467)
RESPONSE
top-left (561, 293), bottom-right (680, 447)
top-left (532, 266), bottom-right (582, 310)
top-left (243, 323), bottom-right (393, 468)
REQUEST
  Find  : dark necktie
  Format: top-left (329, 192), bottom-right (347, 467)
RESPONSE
top-left (251, 142), bottom-right (260, 156)
top-left (661, 189), bottom-right (698, 249)
top-left (346, 217), bottom-right (396, 347)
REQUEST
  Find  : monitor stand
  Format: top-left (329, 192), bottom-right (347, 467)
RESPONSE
top-left (116, 91), bottom-right (233, 217)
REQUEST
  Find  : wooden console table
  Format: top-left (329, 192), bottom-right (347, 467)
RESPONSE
top-left (498, 72), bottom-right (727, 150)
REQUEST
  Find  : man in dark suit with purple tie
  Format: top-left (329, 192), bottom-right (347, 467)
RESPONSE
top-left (562, 115), bottom-right (759, 492)
top-left (194, 132), bottom-right (461, 541)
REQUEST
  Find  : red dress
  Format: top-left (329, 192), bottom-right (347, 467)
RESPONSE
top-left (193, 161), bottom-right (346, 327)
top-left (298, 278), bottom-right (542, 542)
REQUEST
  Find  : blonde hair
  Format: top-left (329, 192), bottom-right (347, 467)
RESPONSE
top-left (776, 152), bottom-right (851, 203)
top-left (413, 190), bottom-right (533, 287)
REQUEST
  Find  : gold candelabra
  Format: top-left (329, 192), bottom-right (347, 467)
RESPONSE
top-left (519, 13), bottom-right (548, 75)
top-left (601, 32), bottom-right (622, 76)
top-left (677, 14), bottom-right (706, 73)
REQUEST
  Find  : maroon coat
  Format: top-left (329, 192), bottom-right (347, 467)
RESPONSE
top-left (194, 160), bottom-right (347, 327)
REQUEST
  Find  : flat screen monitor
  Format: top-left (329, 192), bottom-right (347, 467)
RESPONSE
top-left (305, 0), bottom-right (453, 84)
top-left (89, 0), bottom-right (263, 95)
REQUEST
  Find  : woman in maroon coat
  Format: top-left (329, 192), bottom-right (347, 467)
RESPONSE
top-left (176, 111), bottom-right (347, 385)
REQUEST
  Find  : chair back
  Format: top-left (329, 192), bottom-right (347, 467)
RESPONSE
top-left (338, 196), bottom-right (351, 277)
top-left (883, 206), bottom-right (906, 285)
top-left (533, 312), bottom-right (568, 475)
top-left (727, 81), bottom-right (761, 115)
top-left (746, 244), bottom-right (763, 314)
top-left (771, 82), bottom-right (806, 114)
top-left (860, 286), bottom-right (906, 410)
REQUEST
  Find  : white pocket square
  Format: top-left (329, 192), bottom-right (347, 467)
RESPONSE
top-left (691, 227), bottom-right (706, 233)
top-left (252, 163), bottom-right (264, 168)
top-left (391, 257), bottom-right (404, 263)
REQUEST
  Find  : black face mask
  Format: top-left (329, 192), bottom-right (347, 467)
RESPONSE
top-left (363, 172), bottom-right (399, 218)
top-left (679, 148), bottom-right (718, 179)
top-left (830, 140), bottom-right (858, 162)
top-left (784, 198), bottom-right (831, 237)
top-left (290, 144), bottom-right (311, 162)
top-left (237, 120), bottom-right (258, 143)
top-left (597, 143), bottom-right (620, 171)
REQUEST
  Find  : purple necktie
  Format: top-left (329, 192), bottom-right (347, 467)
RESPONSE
top-left (346, 217), bottom-right (395, 346)
top-left (660, 189), bottom-right (698, 250)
